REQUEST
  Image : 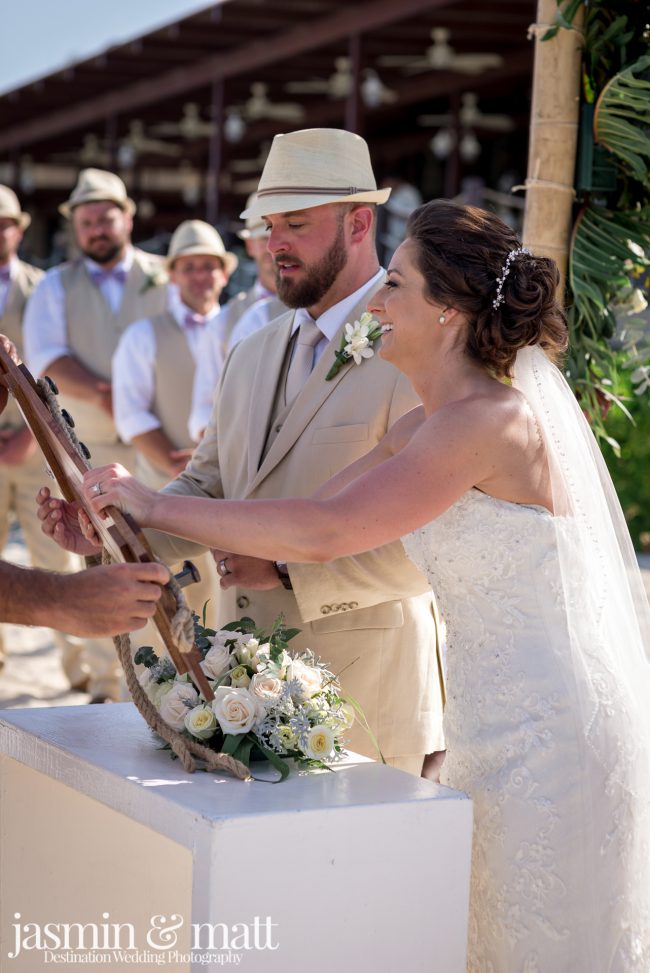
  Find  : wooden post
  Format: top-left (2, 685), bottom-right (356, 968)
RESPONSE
top-left (522, 0), bottom-right (585, 292)
top-left (345, 33), bottom-right (363, 135)
top-left (206, 79), bottom-right (223, 225)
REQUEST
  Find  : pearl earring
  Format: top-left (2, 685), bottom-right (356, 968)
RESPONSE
top-left (439, 314), bottom-right (446, 324)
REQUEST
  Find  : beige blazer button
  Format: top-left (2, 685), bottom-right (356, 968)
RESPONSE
top-left (237, 595), bottom-right (250, 610)
top-left (320, 605), bottom-right (331, 615)
top-left (349, 601), bottom-right (359, 609)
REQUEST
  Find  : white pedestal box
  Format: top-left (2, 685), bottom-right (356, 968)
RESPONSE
top-left (0, 704), bottom-right (472, 972)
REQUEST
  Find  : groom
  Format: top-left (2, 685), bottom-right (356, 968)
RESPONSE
top-left (42, 129), bottom-right (444, 774)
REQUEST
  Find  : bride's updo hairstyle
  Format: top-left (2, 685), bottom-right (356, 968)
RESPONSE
top-left (406, 200), bottom-right (568, 378)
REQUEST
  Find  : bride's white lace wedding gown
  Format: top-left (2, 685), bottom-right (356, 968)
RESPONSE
top-left (402, 488), bottom-right (650, 973)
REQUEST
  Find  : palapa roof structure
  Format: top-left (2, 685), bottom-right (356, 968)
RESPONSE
top-left (0, 0), bottom-right (536, 252)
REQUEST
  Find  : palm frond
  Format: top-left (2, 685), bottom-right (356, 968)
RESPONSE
top-left (594, 55), bottom-right (650, 183)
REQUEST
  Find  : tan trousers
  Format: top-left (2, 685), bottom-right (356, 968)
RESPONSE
top-left (0, 449), bottom-right (87, 683)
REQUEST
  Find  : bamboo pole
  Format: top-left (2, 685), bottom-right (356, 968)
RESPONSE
top-left (522, 0), bottom-right (585, 294)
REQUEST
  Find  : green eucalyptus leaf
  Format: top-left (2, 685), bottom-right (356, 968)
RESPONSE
top-left (133, 646), bottom-right (158, 668)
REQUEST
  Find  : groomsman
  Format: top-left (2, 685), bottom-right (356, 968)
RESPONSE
top-left (222, 192), bottom-right (284, 343)
top-left (189, 195), bottom-right (285, 441)
top-left (24, 168), bottom-right (167, 702)
top-left (112, 220), bottom-right (238, 626)
top-left (0, 186), bottom-right (82, 676)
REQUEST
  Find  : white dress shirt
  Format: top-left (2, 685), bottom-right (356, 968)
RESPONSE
top-left (227, 293), bottom-right (289, 354)
top-left (0, 257), bottom-right (18, 317)
top-left (112, 293), bottom-right (222, 444)
top-left (288, 266), bottom-right (384, 367)
top-left (23, 248), bottom-right (137, 378)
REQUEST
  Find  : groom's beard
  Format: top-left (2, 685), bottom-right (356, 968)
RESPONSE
top-left (274, 224), bottom-right (346, 309)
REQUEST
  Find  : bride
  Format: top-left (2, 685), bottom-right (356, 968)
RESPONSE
top-left (44, 200), bottom-right (650, 972)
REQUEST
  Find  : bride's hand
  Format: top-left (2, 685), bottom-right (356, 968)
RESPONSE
top-left (83, 464), bottom-right (158, 525)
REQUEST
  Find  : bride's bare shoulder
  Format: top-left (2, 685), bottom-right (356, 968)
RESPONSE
top-left (418, 383), bottom-right (530, 446)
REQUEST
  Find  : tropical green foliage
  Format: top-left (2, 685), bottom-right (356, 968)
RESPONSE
top-left (602, 373), bottom-right (650, 552)
top-left (595, 55), bottom-right (650, 183)
top-left (546, 3), bottom-right (650, 449)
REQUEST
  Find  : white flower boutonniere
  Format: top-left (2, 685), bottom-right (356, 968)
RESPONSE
top-left (326, 312), bottom-right (385, 380)
top-left (139, 268), bottom-right (168, 294)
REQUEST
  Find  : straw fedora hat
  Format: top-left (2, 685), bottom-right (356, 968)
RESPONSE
top-left (166, 220), bottom-right (238, 276)
top-left (240, 128), bottom-right (391, 221)
top-left (0, 185), bottom-right (31, 230)
top-left (238, 193), bottom-right (267, 240)
top-left (59, 168), bottom-right (136, 218)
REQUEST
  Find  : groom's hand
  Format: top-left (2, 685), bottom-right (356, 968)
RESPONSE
top-left (211, 550), bottom-right (281, 590)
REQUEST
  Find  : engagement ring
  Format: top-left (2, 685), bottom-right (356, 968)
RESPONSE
top-left (217, 558), bottom-right (231, 577)
top-left (92, 483), bottom-right (103, 496)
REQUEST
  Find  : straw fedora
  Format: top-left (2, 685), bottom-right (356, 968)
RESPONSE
top-left (166, 220), bottom-right (238, 276)
top-left (59, 168), bottom-right (136, 219)
top-left (240, 128), bottom-right (391, 221)
top-left (0, 185), bottom-right (31, 230)
top-left (238, 193), bottom-right (267, 240)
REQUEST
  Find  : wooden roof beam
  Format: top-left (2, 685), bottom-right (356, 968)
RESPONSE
top-left (0, 0), bottom-right (461, 153)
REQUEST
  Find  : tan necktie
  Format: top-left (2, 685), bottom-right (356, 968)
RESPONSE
top-left (285, 317), bottom-right (322, 405)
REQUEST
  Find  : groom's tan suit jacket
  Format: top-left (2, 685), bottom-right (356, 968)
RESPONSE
top-left (149, 284), bottom-right (444, 759)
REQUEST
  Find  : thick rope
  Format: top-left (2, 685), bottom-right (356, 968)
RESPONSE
top-left (115, 629), bottom-right (251, 781)
top-left (40, 377), bottom-right (250, 781)
top-left (101, 524), bottom-right (251, 780)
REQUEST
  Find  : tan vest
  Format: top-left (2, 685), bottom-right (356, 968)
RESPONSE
top-left (59, 250), bottom-right (167, 445)
top-left (0, 261), bottom-right (44, 429)
top-left (134, 311), bottom-right (195, 488)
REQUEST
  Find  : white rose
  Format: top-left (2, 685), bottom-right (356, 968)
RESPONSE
top-left (235, 637), bottom-right (260, 666)
top-left (138, 669), bottom-right (174, 708)
top-left (250, 643), bottom-right (271, 672)
top-left (159, 681), bottom-right (199, 730)
top-left (249, 670), bottom-right (284, 704)
top-left (150, 681), bottom-right (174, 708)
top-left (287, 658), bottom-right (323, 699)
top-left (338, 702), bottom-right (356, 732)
top-left (201, 637), bottom-right (234, 681)
top-left (212, 686), bottom-right (264, 735)
top-left (184, 704), bottom-right (218, 740)
top-left (304, 725), bottom-right (335, 761)
top-left (229, 664), bottom-right (251, 688)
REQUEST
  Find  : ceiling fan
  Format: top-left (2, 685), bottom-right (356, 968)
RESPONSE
top-left (417, 92), bottom-right (514, 132)
top-left (151, 103), bottom-right (216, 140)
top-left (228, 141), bottom-right (272, 175)
top-left (378, 28), bottom-right (503, 76)
top-left (285, 57), bottom-right (353, 99)
top-left (52, 133), bottom-right (111, 168)
top-left (118, 120), bottom-right (182, 168)
top-left (239, 83), bottom-right (305, 124)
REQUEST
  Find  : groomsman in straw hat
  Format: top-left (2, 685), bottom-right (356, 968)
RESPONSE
top-left (222, 192), bottom-right (284, 344)
top-left (25, 168), bottom-right (167, 702)
top-left (112, 219), bottom-right (237, 627)
top-left (188, 194), bottom-right (286, 441)
top-left (0, 186), bottom-right (85, 675)
top-left (41, 131), bottom-right (445, 773)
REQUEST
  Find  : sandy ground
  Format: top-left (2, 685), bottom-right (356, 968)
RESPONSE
top-left (1, 519), bottom-right (650, 711)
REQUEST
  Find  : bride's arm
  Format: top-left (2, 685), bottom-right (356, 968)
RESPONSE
top-left (85, 399), bottom-right (496, 563)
